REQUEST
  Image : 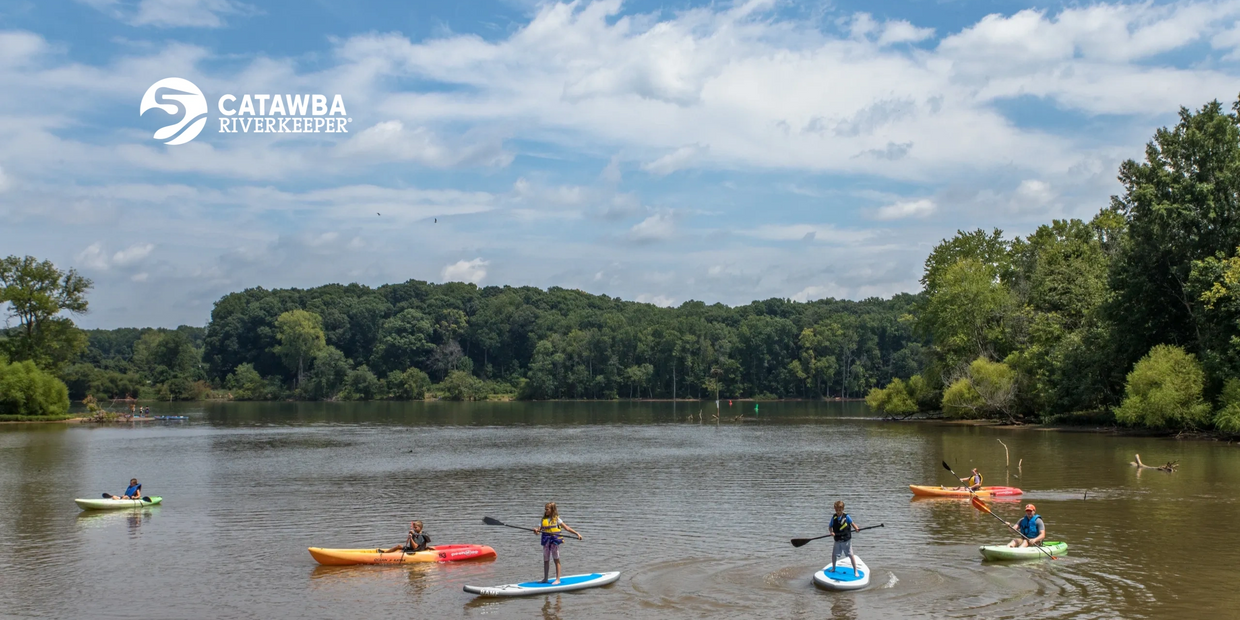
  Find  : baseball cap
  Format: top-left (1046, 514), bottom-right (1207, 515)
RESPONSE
top-left (1024, 504), bottom-right (1036, 511)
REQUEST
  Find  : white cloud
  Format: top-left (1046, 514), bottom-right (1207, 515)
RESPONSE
top-left (338, 120), bottom-right (512, 168)
top-left (112, 243), bottom-right (154, 266)
top-left (628, 211), bottom-right (676, 242)
top-left (642, 144), bottom-right (708, 176)
top-left (1009, 179), bottom-right (1056, 213)
top-left (131, 272), bottom-right (149, 282)
top-left (877, 20), bottom-right (935, 46)
top-left (791, 284), bottom-right (847, 302)
top-left (442, 258), bottom-right (489, 284)
top-left (0, 165), bottom-right (9, 193)
top-left (636, 293), bottom-right (675, 307)
top-left (0, 32), bottom-right (48, 67)
top-left (131, 0), bottom-right (254, 28)
top-left (744, 223), bottom-right (874, 244)
top-left (76, 242), bottom-right (111, 271)
top-left (874, 198), bottom-right (936, 220)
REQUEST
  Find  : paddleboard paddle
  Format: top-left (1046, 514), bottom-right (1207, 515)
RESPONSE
top-left (482, 516), bottom-right (581, 540)
top-left (790, 524), bottom-right (884, 548)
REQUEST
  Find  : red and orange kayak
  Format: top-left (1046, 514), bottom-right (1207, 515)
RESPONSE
top-left (308, 544), bottom-right (496, 566)
top-left (908, 485), bottom-right (1022, 498)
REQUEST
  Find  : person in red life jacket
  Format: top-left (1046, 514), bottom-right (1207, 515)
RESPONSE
top-left (535, 502), bottom-right (582, 585)
top-left (1007, 504), bottom-right (1046, 547)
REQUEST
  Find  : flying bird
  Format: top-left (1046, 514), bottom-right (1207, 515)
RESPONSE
top-left (377, 212), bottom-right (380, 216)
top-left (434, 218), bottom-right (437, 223)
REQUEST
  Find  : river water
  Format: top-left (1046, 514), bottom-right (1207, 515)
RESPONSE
top-left (1, 401), bottom-right (1236, 619)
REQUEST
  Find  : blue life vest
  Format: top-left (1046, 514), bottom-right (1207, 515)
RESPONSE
top-left (830, 514), bottom-right (853, 541)
top-left (125, 484), bottom-right (141, 497)
top-left (1018, 514), bottom-right (1043, 539)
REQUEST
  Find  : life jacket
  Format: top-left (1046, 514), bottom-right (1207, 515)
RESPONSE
top-left (541, 517), bottom-right (563, 546)
top-left (125, 484), bottom-right (141, 497)
top-left (969, 472), bottom-right (983, 487)
top-left (407, 531), bottom-right (430, 552)
top-left (830, 514), bottom-right (853, 541)
top-left (1018, 514), bottom-right (1042, 539)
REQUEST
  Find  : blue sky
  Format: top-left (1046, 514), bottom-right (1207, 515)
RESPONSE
top-left (2, 0), bottom-right (1239, 328)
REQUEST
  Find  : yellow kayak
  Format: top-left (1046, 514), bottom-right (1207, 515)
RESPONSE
top-left (308, 544), bottom-right (496, 565)
top-left (909, 485), bottom-right (1022, 498)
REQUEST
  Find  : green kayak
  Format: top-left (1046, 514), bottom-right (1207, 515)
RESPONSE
top-left (979, 541), bottom-right (1067, 560)
top-left (74, 496), bottom-right (162, 510)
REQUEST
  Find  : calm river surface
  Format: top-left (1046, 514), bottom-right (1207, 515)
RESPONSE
top-left (1, 401), bottom-right (1237, 619)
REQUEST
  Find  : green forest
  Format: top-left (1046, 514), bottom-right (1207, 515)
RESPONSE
top-left (2, 97), bottom-right (1240, 433)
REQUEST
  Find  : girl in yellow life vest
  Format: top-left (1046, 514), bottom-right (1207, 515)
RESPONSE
top-left (535, 502), bottom-right (582, 585)
top-left (959, 468), bottom-right (983, 491)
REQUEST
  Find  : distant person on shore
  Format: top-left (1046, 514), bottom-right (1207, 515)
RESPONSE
top-left (1007, 504), bottom-right (1046, 547)
top-left (829, 500), bottom-right (861, 577)
top-left (960, 468), bottom-right (983, 491)
top-left (381, 521), bottom-right (431, 553)
top-left (535, 502), bottom-right (582, 585)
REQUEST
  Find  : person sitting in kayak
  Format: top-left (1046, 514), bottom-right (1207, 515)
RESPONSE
top-left (535, 502), bottom-right (582, 585)
top-left (1007, 504), bottom-right (1045, 547)
top-left (381, 521), bottom-right (431, 553)
top-left (120, 478), bottom-right (142, 499)
top-left (959, 468), bottom-right (983, 491)
top-left (829, 500), bottom-right (861, 577)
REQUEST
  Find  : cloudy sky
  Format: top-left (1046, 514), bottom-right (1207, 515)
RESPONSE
top-left (2, 0), bottom-right (1239, 328)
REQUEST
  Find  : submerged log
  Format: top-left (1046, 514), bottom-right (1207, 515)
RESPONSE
top-left (1131, 454), bottom-right (1178, 472)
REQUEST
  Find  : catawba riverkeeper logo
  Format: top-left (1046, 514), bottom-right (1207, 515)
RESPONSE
top-left (140, 77), bottom-right (351, 145)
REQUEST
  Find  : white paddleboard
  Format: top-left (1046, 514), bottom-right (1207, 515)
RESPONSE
top-left (463, 571), bottom-right (620, 597)
top-left (812, 556), bottom-right (870, 591)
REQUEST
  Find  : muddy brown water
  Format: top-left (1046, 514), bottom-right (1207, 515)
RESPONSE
top-left (1, 401), bottom-right (1236, 619)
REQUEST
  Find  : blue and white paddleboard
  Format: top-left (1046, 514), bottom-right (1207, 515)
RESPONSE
top-left (463, 571), bottom-right (620, 597)
top-left (812, 556), bottom-right (870, 591)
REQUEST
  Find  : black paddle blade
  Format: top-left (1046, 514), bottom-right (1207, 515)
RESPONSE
top-left (141, 496), bottom-right (152, 502)
top-left (941, 461), bottom-right (953, 472)
top-left (790, 538), bottom-right (812, 548)
top-left (482, 516), bottom-right (504, 526)
top-left (102, 493), bottom-right (112, 498)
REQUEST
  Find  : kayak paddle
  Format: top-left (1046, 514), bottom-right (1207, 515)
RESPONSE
top-left (791, 523), bottom-right (884, 547)
top-left (970, 496), bottom-right (1057, 560)
top-left (482, 516), bottom-right (581, 540)
top-left (101, 493), bottom-right (152, 502)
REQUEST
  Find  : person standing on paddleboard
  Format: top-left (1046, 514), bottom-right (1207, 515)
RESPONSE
top-left (381, 520), bottom-right (431, 553)
top-left (829, 501), bottom-right (861, 577)
top-left (1006, 504), bottom-right (1046, 548)
top-left (535, 502), bottom-right (582, 585)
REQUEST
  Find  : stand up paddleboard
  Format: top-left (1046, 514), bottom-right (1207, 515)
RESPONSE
top-left (812, 556), bottom-right (870, 591)
top-left (463, 571), bottom-right (620, 597)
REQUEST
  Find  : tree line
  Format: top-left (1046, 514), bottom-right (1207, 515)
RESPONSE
top-left (866, 97), bottom-right (1240, 433)
top-left (3, 94), bottom-right (1240, 434)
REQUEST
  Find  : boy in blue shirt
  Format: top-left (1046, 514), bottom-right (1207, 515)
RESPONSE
top-left (829, 500), bottom-right (861, 576)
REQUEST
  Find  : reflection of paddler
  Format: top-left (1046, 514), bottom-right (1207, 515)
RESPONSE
top-left (535, 502), bottom-right (581, 585)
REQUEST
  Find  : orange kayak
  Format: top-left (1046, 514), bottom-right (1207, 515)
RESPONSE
top-left (908, 485), bottom-right (1022, 497)
top-left (308, 544), bottom-right (496, 566)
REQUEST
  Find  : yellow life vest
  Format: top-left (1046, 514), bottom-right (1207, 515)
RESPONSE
top-left (969, 472), bottom-right (983, 487)
top-left (541, 517), bottom-right (562, 533)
